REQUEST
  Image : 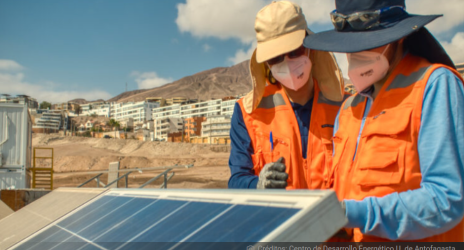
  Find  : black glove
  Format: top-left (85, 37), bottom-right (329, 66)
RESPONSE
top-left (257, 157), bottom-right (288, 189)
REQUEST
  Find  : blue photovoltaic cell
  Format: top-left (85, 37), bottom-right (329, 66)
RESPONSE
top-left (15, 195), bottom-right (301, 250)
top-left (82, 199), bottom-right (191, 249)
top-left (114, 201), bottom-right (233, 250)
top-left (14, 226), bottom-right (86, 250)
top-left (58, 196), bottom-right (133, 233)
top-left (184, 204), bottom-right (299, 242)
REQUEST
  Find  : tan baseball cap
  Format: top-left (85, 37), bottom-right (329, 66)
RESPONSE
top-left (255, 1), bottom-right (311, 63)
top-left (243, 1), bottom-right (345, 114)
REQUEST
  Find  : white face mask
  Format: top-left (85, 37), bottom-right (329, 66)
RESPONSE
top-left (269, 52), bottom-right (312, 91)
top-left (347, 44), bottom-right (390, 93)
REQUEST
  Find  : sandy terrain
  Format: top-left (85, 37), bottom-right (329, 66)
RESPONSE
top-left (32, 134), bottom-right (231, 189)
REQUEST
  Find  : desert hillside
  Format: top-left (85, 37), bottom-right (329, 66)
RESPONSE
top-left (33, 134), bottom-right (231, 189)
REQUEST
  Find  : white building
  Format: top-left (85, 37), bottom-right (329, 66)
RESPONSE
top-left (152, 97), bottom-right (239, 121)
top-left (221, 99), bottom-right (237, 116)
top-left (152, 104), bottom-right (181, 119)
top-left (111, 101), bottom-right (159, 125)
top-left (33, 111), bottom-right (62, 132)
top-left (154, 117), bottom-right (183, 140)
top-left (201, 115), bottom-right (231, 138)
top-left (180, 99), bottom-right (222, 118)
top-left (81, 103), bottom-right (111, 117)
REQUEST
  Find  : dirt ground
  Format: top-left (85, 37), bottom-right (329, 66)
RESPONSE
top-left (32, 134), bottom-right (231, 189)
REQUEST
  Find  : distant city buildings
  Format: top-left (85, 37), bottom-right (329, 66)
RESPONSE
top-left (6, 91), bottom-right (244, 143)
top-left (111, 101), bottom-right (159, 124)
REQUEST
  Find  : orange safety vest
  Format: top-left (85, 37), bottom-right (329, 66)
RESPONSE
top-left (238, 79), bottom-right (345, 190)
top-left (330, 54), bottom-right (464, 242)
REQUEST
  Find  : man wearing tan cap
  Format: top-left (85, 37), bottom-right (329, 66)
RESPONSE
top-left (228, 1), bottom-right (348, 189)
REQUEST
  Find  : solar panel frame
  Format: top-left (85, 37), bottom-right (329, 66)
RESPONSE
top-left (9, 189), bottom-right (346, 249)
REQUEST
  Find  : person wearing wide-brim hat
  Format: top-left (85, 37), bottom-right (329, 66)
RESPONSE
top-left (304, 0), bottom-right (464, 242)
top-left (228, 1), bottom-right (348, 190)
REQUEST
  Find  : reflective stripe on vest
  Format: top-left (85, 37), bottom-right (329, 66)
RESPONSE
top-left (257, 93), bottom-right (286, 109)
top-left (331, 54), bottom-right (464, 242)
top-left (238, 80), bottom-right (345, 190)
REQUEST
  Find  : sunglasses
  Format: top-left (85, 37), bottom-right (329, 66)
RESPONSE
top-left (330, 5), bottom-right (405, 31)
top-left (266, 46), bottom-right (307, 66)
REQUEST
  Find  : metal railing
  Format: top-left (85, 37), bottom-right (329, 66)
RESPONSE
top-left (76, 164), bottom-right (193, 189)
top-left (77, 173), bottom-right (104, 187)
top-left (138, 168), bottom-right (175, 189)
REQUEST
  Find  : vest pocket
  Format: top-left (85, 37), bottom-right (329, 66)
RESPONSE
top-left (251, 135), bottom-right (290, 176)
top-left (251, 151), bottom-right (284, 175)
top-left (354, 148), bottom-right (405, 186)
top-left (354, 106), bottom-right (411, 187)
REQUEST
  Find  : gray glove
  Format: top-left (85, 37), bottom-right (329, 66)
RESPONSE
top-left (257, 157), bottom-right (288, 189)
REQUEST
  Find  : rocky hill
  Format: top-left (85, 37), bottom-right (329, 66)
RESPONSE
top-left (108, 60), bottom-right (251, 103)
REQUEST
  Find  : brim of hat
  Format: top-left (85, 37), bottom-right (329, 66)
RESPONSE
top-left (303, 15), bottom-right (441, 53)
top-left (256, 29), bottom-right (306, 63)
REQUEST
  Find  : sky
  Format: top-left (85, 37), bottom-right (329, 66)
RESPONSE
top-left (1, 0), bottom-right (463, 103)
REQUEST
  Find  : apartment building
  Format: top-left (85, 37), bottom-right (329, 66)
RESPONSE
top-left (110, 101), bottom-right (159, 125)
top-left (80, 101), bottom-right (106, 114)
top-left (180, 99), bottom-right (222, 118)
top-left (152, 97), bottom-right (240, 121)
top-left (184, 117), bottom-right (206, 141)
top-left (154, 117), bottom-right (183, 140)
top-left (53, 102), bottom-right (80, 112)
top-left (201, 115), bottom-right (232, 144)
top-left (146, 97), bottom-right (166, 107)
top-left (165, 97), bottom-right (187, 106)
top-left (32, 111), bottom-right (62, 133)
top-left (81, 103), bottom-right (111, 117)
top-left (152, 104), bottom-right (181, 119)
top-left (221, 98), bottom-right (237, 116)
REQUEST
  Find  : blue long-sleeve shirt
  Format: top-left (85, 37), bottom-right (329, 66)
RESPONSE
top-left (228, 98), bottom-right (313, 189)
top-left (334, 67), bottom-right (464, 240)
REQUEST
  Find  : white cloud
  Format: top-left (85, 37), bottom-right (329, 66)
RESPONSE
top-left (441, 32), bottom-right (464, 64)
top-left (294, 0), bottom-right (335, 26)
top-left (0, 59), bottom-right (24, 71)
top-left (203, 44), bottom-right (212, 52)
top-left (0, 64), bottom-right (112, 103)
top-left (408, 0), bottom-right (464, 35)
top-left (176, 0), bottom-right (268, 44)
top-left (227, 41), bottom-right (256, 65)
top-left (176, 0), bottom-right (336, 65)
top-left (176, 0), bottom-right (464, 68)
top-left (131, 71), bottom-right (174, 89)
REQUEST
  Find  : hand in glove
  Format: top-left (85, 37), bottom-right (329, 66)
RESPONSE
top-left (257, 157), bottom-right (288, 189)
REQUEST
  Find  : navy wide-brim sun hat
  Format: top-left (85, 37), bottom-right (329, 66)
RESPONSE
top-left (305, 14), bottom-right (440, 53)
top-left (304, 0), bottom-right (455, 68)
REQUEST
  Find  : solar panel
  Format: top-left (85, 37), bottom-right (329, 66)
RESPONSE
top-left (9, 189), bottom-right (346, 249)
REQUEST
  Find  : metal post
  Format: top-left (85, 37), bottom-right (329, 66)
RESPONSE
top-left (97, 176), bottom-right (100, 187)
top-left (164, 173), bottom-right (168, 189)
top-left (125, 175), bottom-right (128, 188)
